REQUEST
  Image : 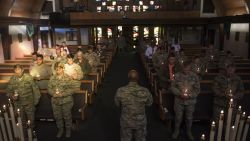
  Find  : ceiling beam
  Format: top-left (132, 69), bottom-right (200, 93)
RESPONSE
top-left (245, 0), bottom-right (250, 13)
top-left (0, 0), bottom-right (15, 17)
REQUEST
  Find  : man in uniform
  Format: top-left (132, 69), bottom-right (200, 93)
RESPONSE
top-left (51, 48), bottom-right (66, 75)
top-left (170, 61), bottom-right (200, 141)
top-left (152, 47), bottom-right (168, 72)
top-left (64, 54), bottom-right (83, 81)
top-left (6, 64), bottom-right (41, 126)
top-left (84, 47), bottom-right (100, 73)
top-left (48, 62), bottom-right (75, 138)
top-left (212, 64), bottom-right (244, 123)
top-left (176, 49), bottom-right (188, 65)
top-left (115, 70), bottom-right (153, 141)
top-left (190, 56), bottom-right (207, 78)
top-left (30, 54), bottom-right (52, 89)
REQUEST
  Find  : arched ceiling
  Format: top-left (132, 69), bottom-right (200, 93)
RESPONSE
top-left (212, 0), bottom-right (249, 16)
top-left (0, 0), bottom-right (45, 18)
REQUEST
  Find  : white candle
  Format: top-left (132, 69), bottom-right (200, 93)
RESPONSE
top-left (197, 67), bottom-right (200, 72)
top-left (236, 112), bottom-right (246, 141)
top-left (3, 105), bottom-right (13, 141)
top-left (241, 116), bottom-right (250, 141)
top-left (217, 110), bottom-right (224, 141)
top-left (33, 131), bottom-right (38, 141)
top-left (17, 109), bottom-right (24, 141)
top-left (0, 110), bottom-right (8, 141)
top-left (27, 120), bottom-right (32, 141)
top-left (201, 134), bottom-right (206, 141)
top-left (232, 106), bottom-right (242, 141)
top-left (225, 99), bottom-right (233, 141)
top-left (229, 126), bottom-right (235, 141)
top-left (205, 68), bottom-right (208, 73)
top-left (8, 99), bottom-right (18, 138)
top-left (184, 89), bottom-right (188, 97)
top-left (209, 121), bottom-right (215, 141)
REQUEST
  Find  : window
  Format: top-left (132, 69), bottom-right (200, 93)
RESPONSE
top-left (235, 32), bottom-right (240, 41)
top-left (144, 27), bottom-right (149, 37)
top-left (97, 27), bottom-right (102, 41)
top-left (97, 6), bottom-right (101, 12)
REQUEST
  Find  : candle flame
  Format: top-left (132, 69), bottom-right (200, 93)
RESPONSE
top-left (221, 110), bottom-right (224, 114)
top-left (230, 99), bottom-right (233, 102)
top-left (238, 106), bottom-right (242, 110)
top-left (17, 109), bottom-right (20, 112)
top-left (248, 116), bottom-right (250, 119)
top-left (232, 126), bottom-right (235, 129)
top-left (212, 121), bottom-right (215, 125)
top-left (3, 105), bottom-right (6, 109)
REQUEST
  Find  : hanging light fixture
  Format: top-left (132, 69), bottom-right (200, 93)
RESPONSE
top-left (150, 1), bottom-right (154, 5)
top-left (139, 1), bottom-right (143, 6)
top-left (102, 2), bottom-right (106, 6)
top-left (112, 1), bottom-right (116, 6)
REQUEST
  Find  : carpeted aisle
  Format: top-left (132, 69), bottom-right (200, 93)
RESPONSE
top-left (36, 52), bottom-right (209, 141)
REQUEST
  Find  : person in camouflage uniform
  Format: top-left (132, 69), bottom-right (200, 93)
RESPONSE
top-left (218, 51), bottom-right (235, 69)
top-left (176, 49), bottom-right (188, 66)
top-left (190, 56), bottom-right (207, 78)
top-left (74, 51), bottom-right (92, 79)
top-left (84, 47), bottom-right (100, 73)
top-left (212, 64), bottom-right (244, 123)
top-left (170, 61), bottom-right (200, 141)
top-left (157, 54), bottom-right (181, 90)
top-left (152, 47), bottom-right (168, 72)
top-left (51, 48), bottom-right (67, 75)
top-left (48, 62), bottom-right (76, 138)
top-left (115, 70), bottom-right (153, 141)
top-left (6, 64), bottom-right (41, 127)
top-left (30, 54), bottom-right (52, 89)
top-left (64, 54), bottom-right (83, 80)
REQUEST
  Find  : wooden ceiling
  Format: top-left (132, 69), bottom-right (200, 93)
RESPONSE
top-left (0, 0), bottom-right (45, 18)
top-left (212, 0), bottom-right (249, 16)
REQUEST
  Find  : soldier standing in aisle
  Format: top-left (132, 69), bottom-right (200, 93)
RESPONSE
top-left (48, 62), bottom-right (76, 138)
top-left (212, 64), bottom-right (244, 123)
top-left (6, 64), bottom-right (41, 127)
top-left (170, 61), bottom-right (200, 141)
top-left (115, 70), bottom-right (153, 141)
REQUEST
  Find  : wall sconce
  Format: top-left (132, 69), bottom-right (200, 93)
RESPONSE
top-left (139, 1), bottom-right (143, 6)
top-left (150, 1), bottom-right (154, 5)
top-left (102, 2), bottom-right (106, 6)
top-left (112, 1), bottom-right (116, 6)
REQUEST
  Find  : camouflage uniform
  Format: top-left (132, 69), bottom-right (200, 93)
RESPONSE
top-left (170, 71), bottom-right (200, 140)
top-left (84, 52), bottom-right (100, 73)
top-left (176, 53), bottom-right (188, 65)
top-left (48, 74), bottom-right (75, 136)
top-left (212, 73), bottom-right (244, 122)
top-left (152, 50), bottom-right (168, 71)
top-left (64, 63), bottom-right (83, 80)
top-left (115, 82), bottom-right (153, 141)
top-left (74, 59), bottom-right (92, 79)
top-left (51, 56), bottom-right (67, 75)
top-left (157, 63), bottom-right (181, 89)
top-left (190, 62), bottom-right (206, 78)
top-left (30, 63), bottom-right (52, 89)
top-left (6, 73), bottom-right (41, 126)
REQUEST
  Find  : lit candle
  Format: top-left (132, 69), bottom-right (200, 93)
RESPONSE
top-left (205, 68), bottom-right (208, 73)
top-left (0, 110), bottom-right (8, 141)
top-left (228, 89), bottom-right (233, 97)
top-left (8, 99), bottom-right (18, 138)
top-left (17, 109), bottom-right (24, 141)
top-left (36, 74), bottom-right (40, 78)
top-left (225, 99), bottom-right (233, 141)
top-left (27, 120), bottom-right (32, 141)
top-left (197, 67), bottom-right (200, 73)
top-left (183, 89), bottom-right (188, 97)
top-left (236, 112), bottom-right (246, 141)
top-left (200, 134), bottom-right (205, 141)
top-left (232, 106), bottom-right (242, 141)
top-left (3, 105), bottom-right (13, 141)
top-left (217, 110), bottom-right (224, 141)
top-left (33, 131), bottom-right (38, 141)
top-left (241, 116), bottom-right (250, 141)
top-left (181, 60), bottom-right (184, 64)
top-left (209, 121), bottom-right (215, 141)
top-left (211, 55), bottom-right (214, 60)
top-left (229, 126), bottom-right (235, 141)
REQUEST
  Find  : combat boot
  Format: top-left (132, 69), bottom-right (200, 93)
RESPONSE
top-left (56, 128), bottom-right (63, 138)
top-left (65, 128), bottom-right (71, 138)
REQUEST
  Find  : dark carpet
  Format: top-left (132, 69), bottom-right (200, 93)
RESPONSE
top-left (35, 52), bottom-right (221, 141)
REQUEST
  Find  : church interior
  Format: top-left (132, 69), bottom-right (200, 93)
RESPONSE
top-left (0, 0), bottom-right (250, 141)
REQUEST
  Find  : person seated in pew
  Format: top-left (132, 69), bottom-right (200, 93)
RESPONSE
top-left (212, 64), bottom-right (244, 123)
top-left (64, 54), bottom-right (83, 81)
top-left (6, 64), bottom-right (41, 127)
top-left (30, 54), bottom-right (52, 89)
top-left (170, 61), bottom-right (200, 141)
top-left (190, 56), bottom-right (207, 78)
top-left (38, 43), bottom-right (52, 61)
top-left (61, 41), bottom-right (70, 55)
top-left (218, 51), bottom-right (235, 70)
top-left (51, 48), bottom-right (66, 75)
top-left (157, 53), bottom-right (181, 92)
top-left (48, 62), bottom-right (76, 138)
top-left (84, 47), bottom-right (100, 73)
top-left (115, 70), bottom-right (153, 141)
top-left (74, 51), bottom-right (91, 79)
top-left (31, 51), bottom-right (38, 65)
top-left (176, 49), bottom-right (188, 66)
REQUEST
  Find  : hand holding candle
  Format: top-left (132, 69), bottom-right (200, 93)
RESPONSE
top-left (200, 134), bottom-right (205, 141)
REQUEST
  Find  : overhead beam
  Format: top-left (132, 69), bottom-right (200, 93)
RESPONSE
top-left (245, 0), bottom-right (250, 13)
top-left (0, 0), bottom-right (15, 17)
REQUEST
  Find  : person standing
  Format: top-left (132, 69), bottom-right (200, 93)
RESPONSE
top-left (170, 61), bottom-right (200, 141)
top-left (6, 64), bottom-right (41, 127)
top-left (48, 62), bottom-right (76, 138)
top-left (115, 70), bottom-right (153, 141)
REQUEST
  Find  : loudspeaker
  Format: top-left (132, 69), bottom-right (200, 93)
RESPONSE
top-left (49, 12), bottom-right (70, 26)
top-left (17, 33), bottom-right (22, 43)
